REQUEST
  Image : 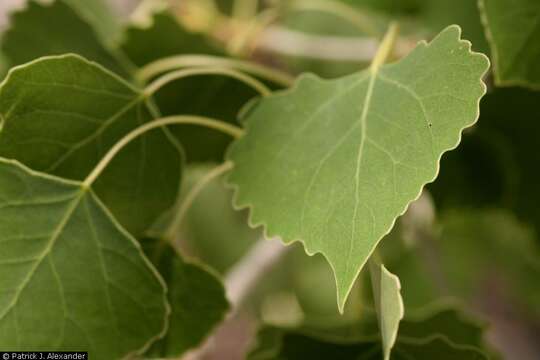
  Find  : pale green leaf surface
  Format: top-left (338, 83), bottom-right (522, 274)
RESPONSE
top-left (227, 26), bottom-right (489, 309)
top-left (369, 260), bottom-right (404, 360)
top-left (0, 55), bottom-right (183, 237)
top-left (141, 241), bottom-right (229, 357)
top-left (479, 0), bottom-right (540, 87)
top-left (0, 158), bottom-right (168, 358)
top-left (1, 0), bottom-right (128, 76)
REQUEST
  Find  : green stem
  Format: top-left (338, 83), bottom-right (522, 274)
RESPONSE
top-left (83, 116), bottom-right (243, 188)
top-left (370, 22), bottom-right (400, 73)
top-left (144, 66), bottom-right (272, 97)
top-left (163, 162), bottom-right (233, 243)
top-left (137, 54), bottom-right (295, 87)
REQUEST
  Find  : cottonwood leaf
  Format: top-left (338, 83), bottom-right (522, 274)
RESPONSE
top-left (0, 158), bottom-right (168, 358)
top-left (479, 0), bottom-right (540, 88)
top-left (0, 55), bottom-right (183, 237)
top-left (248, 304), bottom-right (494, 359)
top-left (1, 0), bottom-right (128, 76)
top-left (141, 241), bottom-right (229, 357)
top-left (62, 0), bottom-right (121, 44)
top-left (227, 26), bottom-right (489, 310)
top-left (247, 327), bottom-right (490, 360)
top-left (369, 260), bottom-right (404, 360)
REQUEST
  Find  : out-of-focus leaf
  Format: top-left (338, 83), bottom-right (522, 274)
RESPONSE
top-left (176, 164), bottom-right (260, 272)
top-left (369, 260), bottom-right (403, 360)
top-left (437, 209), bottom-right (540, 317)
top-left (431, 88), bottom-right (540, 237)
top-left (121, 11), bottom-right (222, 67)
top-left (63, 0), bottom-right (121, 43)
top-left (420, 0), bottom-right (489, 54)
top-left (248, 322), bottom-right (490, 360)
top-left (141, 240), bottom-right (229, 357)
top-left (0, 158), bottom-right (168, 358)
top-left (227, 26), bottom-right (489, 310)
top-left (0, 55), bottom-right (183, 237)
top-left (479, 0), bottom-right (540, 88)
top-left (121, 11), bottom-right (265, 162)
top-left (1, 0), bottom-right (129, 76)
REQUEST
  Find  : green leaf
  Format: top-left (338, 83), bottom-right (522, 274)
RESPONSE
top-left (369, 260), bottom-right (403, 360)
top-left (168, 164), bottom-right (260, 273)
top-left (428, 87), bottom-right (540, 223)
top-left (227, 26), bottom-right (489, 309)
top-left (437, 209), bottom-right (540, 317)
top-left (0, 158), bottom-right (168, 358)
top-left (0, 55), bottom-right (183, 237)
top-left (421, 0), bottom-right (489, 54)
top-left (62, 0), bottom-right (121, 44)
top-left (1, 0), bottom-right (129, 76)
top-left (247, 327), bottom-right (490, 360)
top-left (479, 0), bottom-right (540, 88)
top-left (141, 241), bottom-right (229, 357)
top-left (121, 11), bottom-right (222, 68)
top-left (121, 11), bottom-right (269, 162)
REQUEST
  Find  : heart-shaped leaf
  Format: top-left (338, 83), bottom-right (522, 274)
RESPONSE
top-left (227, 26), bottom-right (489, 309)
top-left (0, 158), bottom-right (168, 358)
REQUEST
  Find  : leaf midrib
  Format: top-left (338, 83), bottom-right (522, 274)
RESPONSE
top-left (0, 189), bottom-right (85, 322)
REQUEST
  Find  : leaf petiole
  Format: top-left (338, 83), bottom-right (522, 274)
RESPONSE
top-left (137, 54), bottom-right (295, 87)
top-left (83, 116), bottom-right (243, 187)
top-left (144, 66), bottom-right (272, 97)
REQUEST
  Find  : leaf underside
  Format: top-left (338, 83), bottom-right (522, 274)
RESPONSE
top-left (0, 159), bottom-right (168, 359)
top-left (227, 25), bottom-right (489, 309)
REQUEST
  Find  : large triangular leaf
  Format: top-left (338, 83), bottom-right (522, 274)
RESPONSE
top-left (0, 55), bottom-right (183, 237)
top-left (0, 158), bottom-right (168, 358)
top-left (479, 0), bottom-right (540, 88)
top-left (227, 26), bottom-right (489, 309)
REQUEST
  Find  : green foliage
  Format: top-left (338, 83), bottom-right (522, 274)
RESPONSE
top-left (479, 0), bottom-right (540, 87)
top-left (0, 159), bottom-right (167, 358)
top-left (248, 308), bottom-right (492, 360)
top-left (0, 55), bottom-right (182, 236)
top-left (0, 0), bottom-right (539, 358)
top-left (1, 0), bottom-right (129, 76)
top-left (141, 241), bottom-right (229, 357)
top-left (227, 26), bottom-right (488, 309)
